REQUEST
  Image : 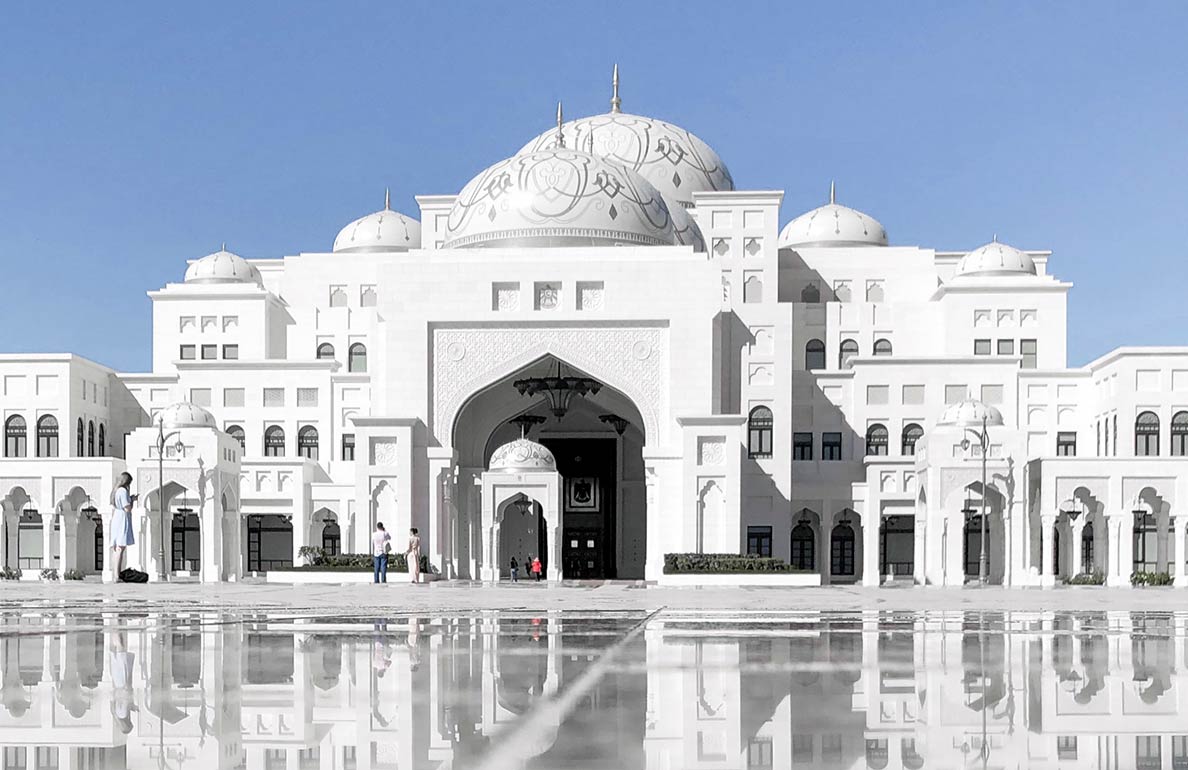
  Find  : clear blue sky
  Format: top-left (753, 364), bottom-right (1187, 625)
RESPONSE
top-left (2, 2), bottom-right (1185, 372)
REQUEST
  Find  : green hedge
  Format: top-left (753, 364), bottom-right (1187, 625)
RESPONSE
top-left (1064, 571), bottom-right (1104, 586)
top-left (663, 553), bottom-right (805, 574)
top-left (279, 549), bottom-right (427, 573)
top-left (1131, 570), bottom-right (1173, 586)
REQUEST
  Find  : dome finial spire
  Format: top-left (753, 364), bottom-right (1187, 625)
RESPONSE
top-left (555, 101), bottom-right (565, 148)
top-left (384, 187), bottom-right (391, 211)
top-left (829, 180), bottom-right (836, 205)
top-left (611, 63), bottom-right (622, 113)
top-left (221, 241), bottom-right (226, 252)
top-left (992, 233), bottom-right (998, 243)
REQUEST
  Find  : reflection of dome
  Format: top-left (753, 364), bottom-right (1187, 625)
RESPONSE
top-left (779, 183), bottom-right (888, 248)
top-left (333, 190), bottom-right (422, 253)
top-left (443, 145), bottom-right (676, 249)
top-left (955, 237), bottom-right (1036, 277)
top-left (183, 247), bottom-right (262, 285)
top-left (936, 399), bottom-right (1005, 427)
top-left (489, 438), bottom-right (557, 472)
top-left (518, 67), bottom-right (733, 209)
top-left (157, 402), bottom-right (218, 430)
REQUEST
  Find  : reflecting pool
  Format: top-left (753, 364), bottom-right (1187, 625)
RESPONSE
top-left (1, 609), bottom-right (1186, 769)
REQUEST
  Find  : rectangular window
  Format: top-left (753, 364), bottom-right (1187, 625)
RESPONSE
top-left (792, 734), bottom-right (813, 764)
top-left (263, 388), bottom-right (285, 407)
top-left (1113, 414), bottom-right (1118, 455)
top-left (747, 738), bottom-right (773, 770)
top-left (342, 433), bottom-right (356, 461)
top-left (1021, 339), bottom-right (1038, 369)
top-left (974, 339), bottom-right (991, 355)
top-left (222, 344), bottom-right (239, 360)
top-left (998, 339), bottom-right (1015, 356)
top-left (179, 344), bottom-right (196, 360)
top-left (866, 385), bottom-right (889, 405)
top-left (224, 388), bottom-right (245, 408)
top-left (822, 432), bottom-right (842, 461)
top-left (901, 384), bottom-right (925, 405)
top-left (1057, 431), bottom-right (1077, 456)
top-left (793, 432), bottom-right (813, 461)
top-left (200, 344), bottom-right (218, 360)
top-left (189, 388), bottom-right (212, 407)
top-left (746, 526), bottom-right (772, 557)
top-left (944, 385), bottom-right (967, 404)
top-left (1096, 420), bottom-right (1101, 455)
top-left (1172, 736), bottom-right (1188, 768)
top-left (1137, 735), bottom-right (1161, 770)
top-left (297, 388), bottom-right (319, 407)
top-left (1057, 736), bottom-right (1078, 761)
top-left (980, 384), bottom-right (1004, 405)
top-left (821, 735), bottom-right (843, 763)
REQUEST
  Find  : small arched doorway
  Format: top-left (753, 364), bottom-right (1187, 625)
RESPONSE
top-left (790, 520), bottom-right (816, 571)
top-left (831, 522), bottom-right (856, 578)
top-left (499, 495), bottom-right (547, 579)
top-left (171, 510), bottom-right (200, 572)
top-left (321, 521), bottom-right (341, 556)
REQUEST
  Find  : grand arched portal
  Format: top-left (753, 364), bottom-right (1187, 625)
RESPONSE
top-left (454, 355), bottom-right (648, 580)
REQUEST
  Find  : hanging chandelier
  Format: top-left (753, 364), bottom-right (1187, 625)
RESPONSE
top-left (513, 361), bottom-right (601, 420)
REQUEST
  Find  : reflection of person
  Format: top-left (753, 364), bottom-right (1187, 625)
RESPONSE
top-left (109, 623), bottom-right (136, 734)
top-left (371, 522), bottom-right (391, 584)
top-left (108, 472), bottom-right (137, 582)
top-left (406, 528), bottom-right (422, 584)
top-left (406, 618), bottom-right (422, 671)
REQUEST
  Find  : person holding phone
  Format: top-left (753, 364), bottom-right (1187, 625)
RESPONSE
top-left (108, 472), bottom-right (136, 583)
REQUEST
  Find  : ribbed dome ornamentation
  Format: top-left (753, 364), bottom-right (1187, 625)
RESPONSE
top-left (779, 183), bottom-right (888, 248)
top-left (333, 190), bottom-right (422, 253)
top-left (184, 247), bottom-right (262, 286)
top-left (157, 402), bottom-right (218, 430)
top-left (489, 438), bottom-right (557, 472)
top-left (955, 238), bottom-right (1036, 277)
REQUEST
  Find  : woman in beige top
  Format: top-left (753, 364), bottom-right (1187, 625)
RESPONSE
top-left (406, 528), bottom-right (421, 584)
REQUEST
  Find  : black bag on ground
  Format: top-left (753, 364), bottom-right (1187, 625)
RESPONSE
top-left (119, 568), bottom-right (148, 584)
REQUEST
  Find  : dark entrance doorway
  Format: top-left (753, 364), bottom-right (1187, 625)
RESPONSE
top-left (539, 437), bottom-right (616, 579)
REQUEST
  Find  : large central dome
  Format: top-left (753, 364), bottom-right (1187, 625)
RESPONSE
top-left (518, 67), bottom-right (733, 209)
top-left (442, 147), bottom-right (678, 249)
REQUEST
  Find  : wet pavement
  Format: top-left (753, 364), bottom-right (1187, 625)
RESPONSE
top-left (2, 604), bottom-right (1187, 768)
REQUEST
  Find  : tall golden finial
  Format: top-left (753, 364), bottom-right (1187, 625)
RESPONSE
top-left (384, 187), bottom-right (391, 210)
top-left (610, 63), bottom-right (622, 113)
top-left (829, 180), bottom-right (836, 205)
top-left (556, 101), bottom-right (565, 148)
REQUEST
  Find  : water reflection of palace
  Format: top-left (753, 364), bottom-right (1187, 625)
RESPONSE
top-left (1, 612), bottom-right (1186, 769)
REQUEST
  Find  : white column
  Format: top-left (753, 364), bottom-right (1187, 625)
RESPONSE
top-left (862, 516), bottom-right (880, 586)
top-left (1040, 515), bottom-right (1056, 587)
top-left (1070, 521), bottom-right (1084, 579)
top-left (1172, 516), bottom-right (1186, 587)
top-left (1106, 514), bottom-right (1129, 587)
top-left (912, 515), bottom-right (926, 585)
top-left (1157, 512), bottom-right (1170, 575)
top-left (42, 516), bottom-right (55, 573)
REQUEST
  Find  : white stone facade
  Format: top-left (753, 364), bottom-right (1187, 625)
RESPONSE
top-left (2, 84), bottom-right (1187, 586)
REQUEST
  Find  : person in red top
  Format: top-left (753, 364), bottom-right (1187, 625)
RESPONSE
top-left (531, 556), bottom-right (543, 581)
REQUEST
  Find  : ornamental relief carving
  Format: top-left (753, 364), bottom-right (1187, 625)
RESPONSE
top-left (433, 325), bottom-right (665, 443)
top-left (371, 440), bottom-right (399, 467)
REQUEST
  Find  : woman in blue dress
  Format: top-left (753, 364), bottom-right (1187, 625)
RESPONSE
top-left (108, 472), bottom-right (136, 582)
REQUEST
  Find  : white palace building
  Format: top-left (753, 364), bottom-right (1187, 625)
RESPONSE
top-left (3, 71), bottom-right (1188, 587)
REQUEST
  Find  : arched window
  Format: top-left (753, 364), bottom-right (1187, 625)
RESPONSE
top-left (98, 424), bottom-right (105, 456)
top-left (263, 426), bottom-right (286, 457)
top-left (805, 339), bottom-right (826, 370)
top-left (77, 418), bottom-right (84, 457)
top-left (297, 426), bottom-right (319, 460)
top-left (1135, 411), bottom-right (1160, 457)
top-left (747, 406), bottom-right (773, 459)
top-left (87, 420), bottom-right (95, 457)
top-left (866, 424), bottom-right (889, 456)
top-left (901, 423), bottom-right (924, 456)
top-left (348, 343), bottom-right (367, 373)
top-left (839, 339), bottom-right (859, 369)
top-left (831, 522), bottom-right (855, 575)
top-left (1172, 412), bottom-right (1188, 457)
top-left (322, 522), bottom-right (341, 556)
top-left (873, 339), bottom-right (893, 357)
top-left (316, 343), bottom-right (335, 361)
top-left (226, 425), bottom-right (245, 452)
top-left (801, 283), bottom-right (820, 303)
top-left (1081, 523), bottom-right (1095, 575)
top-left (790, 522), bottom-right (815, 571)
top-left (36, 416), bottom-right (58, 458)
top-left (4, 415), bottom-right (27, 458)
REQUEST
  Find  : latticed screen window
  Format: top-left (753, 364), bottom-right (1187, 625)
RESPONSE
top-left (227, 425), bottom-right (245, 451)
top-left (263, 426), bottom-right (285, 457)
top-left (747, 526), bottom-right (772, 557)
top-left (792, 734), bottom-right (814, 764)
top-left (1171, 412), bottom-right (1188, 456)
top-left (747, 738), bottom-right (773, 769)
top-left (5, 416), bottom-right (26, 458)
top-left (1057, 736), bottom-right (1078, 761)
top-left (263, 388), bottom-right (285, 407)
top-left (901, 424), bottom-right (923, 456)
top-left (297, 388), bottom-right (319, 407)
top-left (297, 426), bottom-right (319, 460)
top-left (342, 434), bottom-right (356, 461)
top-left (224, 388), bottom-right (245, 408)
top-left (36, 416), bottom-right (58, 458)
top-left (805, 340), bottom-right (826, 370)
top-left (822, 432), bottom-right (842, 461)
top-left (793, 432), bottom-right (813, 461)
top-left (865, 424), bottom-right (889, 456)
top-left (1056, 431), bottom-right (1077, 456)
top-left (1137, 736), bottom-right (1161, 770)
top-left (839, 339), bottom-right (859, 369)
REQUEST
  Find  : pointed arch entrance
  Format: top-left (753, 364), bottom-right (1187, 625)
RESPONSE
top-left (454, 354), bottom-right (648, 580)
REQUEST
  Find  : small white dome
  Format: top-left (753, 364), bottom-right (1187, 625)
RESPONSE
top-left (184, 248), bottom-right (262, 286)
top-left (333, 191), bottom-right (422, 253)
top-left (936, 399), bottom-right (1005, 428)
top-left (955, 238), bottom-right (1036, 277)
top-left (779, 184), bottom-right (887, 248)
top-left (443, 147), bottom-right (677, 249)
top-left (157, 402), bottom-right (218, 430)
top-left (489, 438), bottom-right (557, 472)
